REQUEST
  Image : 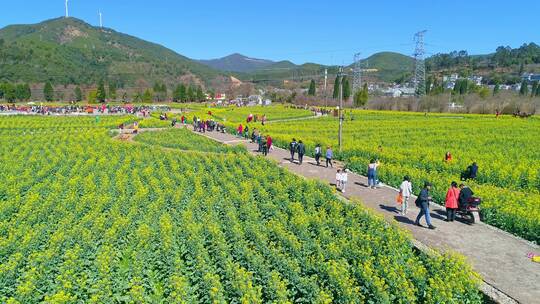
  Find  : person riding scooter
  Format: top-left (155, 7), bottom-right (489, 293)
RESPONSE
top-left (458, 183), bottom-right (474, 209)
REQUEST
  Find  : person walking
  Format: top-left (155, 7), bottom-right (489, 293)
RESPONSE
top-left (297, 140), bottom-right (306, 165)
top-left (445, 181), bottom-right (460, 222)
top-left (414, 182), bottom-right (436, 229)
top-left (237, 124), bottom-right (243, 138)
top-left (314, 144), bottom-right (322, 166)
top-left (251, 128), bottom-right (257, 143)
top-left (289, 139), bottom-right (298, 162)
top-left (257, 133), bottom-right (263, 152)
top-left (367, 159), bottom-right (380, 189)
top-left (244, 125), bottom-right (249, 139)
top-left (335, 169), bottom-right (342, 191)
top-left (262, 137), bottom-right (268, 156)
top-left (341, 169), bottom-right (348, 193)
top-left (399, 176), bottom-right (412, 215)
top-left (325, 146), bottom-right (333, 168)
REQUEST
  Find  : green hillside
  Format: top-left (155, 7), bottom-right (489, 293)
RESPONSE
top-left (358, 52), bottom-right (414, 82)
top-left (0, 17), bottom-right (223, 86)
top-left (235, 52), bottom-right (414, 85)
top-left (237, 61), bottom-right (338, 86)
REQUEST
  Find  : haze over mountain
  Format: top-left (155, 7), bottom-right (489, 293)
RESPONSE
top-left (0, 17), bottom-right (226, 86)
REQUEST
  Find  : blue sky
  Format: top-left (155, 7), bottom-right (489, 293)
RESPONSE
top-left (2, 0), bottom-right (539, 65)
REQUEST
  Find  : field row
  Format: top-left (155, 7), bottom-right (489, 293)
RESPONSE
top-left (206, 108), bottom-right (540, 243)
top-left (0, 116), bottom-right (482, 303)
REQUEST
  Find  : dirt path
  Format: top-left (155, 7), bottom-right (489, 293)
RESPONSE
top-left (112, 127), bottom-right (167, 142)
top-left (265, 114), bottom-right (325, 124)
top-left (195, 130), bottom-right (539, 304)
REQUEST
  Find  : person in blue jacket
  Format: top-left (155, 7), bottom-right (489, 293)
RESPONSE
top-left (414, 182), bottom-right (436, 229)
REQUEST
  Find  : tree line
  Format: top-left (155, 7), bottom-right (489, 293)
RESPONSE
top-left (0, 83), bottom-right (32, 102)
top-left (427, 43), bottom-right (540, 73)
top-left (304, 75), bottom-right (369, 108)
top-left (424, 77), bottom-right (540, 100)
top-left (0, 80), bottom-right (210, 103)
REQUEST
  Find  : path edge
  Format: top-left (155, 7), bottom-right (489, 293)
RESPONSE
top-left (194, 129), bottom-right (523, 304)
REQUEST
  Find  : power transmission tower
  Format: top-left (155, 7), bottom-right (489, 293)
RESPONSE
top-left (352, 52), bottom-right (362, 95)
top-left (324, 68), bottom-right (328, 107)
top-left (413, 30), bottom-right (427, 98)
top-left (338, 66), bottom-right (346, 152)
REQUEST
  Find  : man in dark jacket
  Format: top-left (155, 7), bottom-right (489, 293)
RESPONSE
top-left (289, 138), bottom-right (297, 162)
top-left (414, 182), bottom-right (436, 229)
top-left (462, 162), bottom-right (479, 180)
top-left (297, 140), bottom-right (306, 165)
top-left (458, 184), bottom-right (474, 209)
top-left (469, 162), bottom-right (478, 179)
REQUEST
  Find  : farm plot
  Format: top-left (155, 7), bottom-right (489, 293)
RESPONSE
top-left (249, 110), bottom-right (540, 243)
top-left (0, 116), bottom-right (481, 303)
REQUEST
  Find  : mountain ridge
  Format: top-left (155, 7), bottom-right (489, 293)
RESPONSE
top-left (197, 53), bottom-right (275, 73)
top-left (0, 17), bottom-right (226, 86)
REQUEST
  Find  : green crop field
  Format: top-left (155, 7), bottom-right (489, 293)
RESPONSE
top-left (226, 109), bottom-right (540, 244)
top-left (0, 115), bottom-right (482, 303)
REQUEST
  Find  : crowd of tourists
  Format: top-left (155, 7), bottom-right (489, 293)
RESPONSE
top-left (235, 128), bottom-right (482, 231)
top-left (0, 103), bottom-right (169, 116)
top-left (192, 116), bottom-right (225, 133)
top-left (246, 113), bottom-right (267, 125)
top-left (285, 104), bottom-right (333, 116)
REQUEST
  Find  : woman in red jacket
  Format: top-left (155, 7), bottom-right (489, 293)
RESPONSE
top-left (266, 135), bottom-right (273, 152)
top-left (445, 181), bottom-right (460, 222)
top-left (237, 124), bottom-right (243, 137)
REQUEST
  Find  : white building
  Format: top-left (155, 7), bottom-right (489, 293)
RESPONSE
top-left (383, 87), bottom-right (416, 98)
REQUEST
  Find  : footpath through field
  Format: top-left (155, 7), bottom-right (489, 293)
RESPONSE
top-left (196, 129), bottom-right (539, 304)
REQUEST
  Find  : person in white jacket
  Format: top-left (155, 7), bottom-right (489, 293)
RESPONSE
top-left (341, 169), bottom-right (349, 193)
top-left (399, 176), bottom-right (412, 215)
top-left (335, 169), bottom-right (342, 191)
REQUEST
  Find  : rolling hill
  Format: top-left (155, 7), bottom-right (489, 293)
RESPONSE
top-left (0, 17), bottom-right (225, 86)
top-left (197, 51), bottom-right (415, 84)
top-left (355, 52), bottom-right (414, 83)
top-left (197, 53), bottom-right (274, 73)
top-left (237, 52), bottom-right (414, 84)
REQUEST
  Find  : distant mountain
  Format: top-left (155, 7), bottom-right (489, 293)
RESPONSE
top-left (236, 52), bottom-right (414, 84)
top-left (0, 17), bottom-right (225, 86)
top-left (198, 53), bottom-right (275, 73)
top-left (242, 61), bottom-right (335, 85)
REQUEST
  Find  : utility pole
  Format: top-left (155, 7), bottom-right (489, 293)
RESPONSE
top-left (338, 66), bottom-right (344, 152)
top-left (324, 68), bottom-right (328, 107)
top-left (353, 52), bottom-right (362, 96)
